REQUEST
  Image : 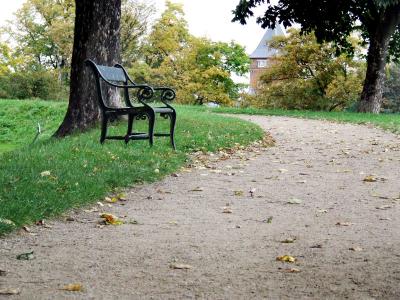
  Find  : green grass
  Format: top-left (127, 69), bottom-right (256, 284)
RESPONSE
top-left (207, 107), bottom-right (400, 134)
top-left (0, 100), bottom-right (264, 235)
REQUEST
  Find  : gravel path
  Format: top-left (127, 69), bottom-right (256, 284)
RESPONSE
top-left (1, 115), bottom-right (399, 299)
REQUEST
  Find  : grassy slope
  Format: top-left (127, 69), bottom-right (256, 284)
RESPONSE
top-left (0, 100), bottom-right (264, 234)
top-left (207, 107), bottom-right (400, 134)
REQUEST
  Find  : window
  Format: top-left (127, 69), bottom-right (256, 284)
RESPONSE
top-left (257, 59), bottom-right (267, 68)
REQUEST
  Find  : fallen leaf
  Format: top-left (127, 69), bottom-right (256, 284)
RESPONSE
top-left (170, 263), bottom-right (192, 270)
top-left (105, 197), bottom-right (117, 203)
top-left (278, 168), bottom-right (288, 173)
top-left (349, 246), bottom-right (363, 252)
top-left (0, 218), bottom-right (15, 227)
top-left (317, 209), bottom-right (328, 214)
top-left (61, 284), bottom-right (83, 292)
top-left (234, 190), bottom-right (244, 196)
top-left (171, 173), bottom-right (180, 177)
top-left (264, 216), bottom-right (273, 223)
top-left (40, 170), bottom-right (51, 177)
top-left (116, 193), bottom-right (127, 201)
top-left (0, 288), bottom-right (20, 295)
top-left (22, 226), bottom-right (31, 233)
top-left (336, 222), bottom-right (352, 226)
top-left (376, 205), bottom-right (391, 210)
top-left (281, 268), bottom-right (301, 273)
top-left (97, 202), bottom-right (104, 207)
top-left (222, 207), bottom-right (233, 214)
top-left (276, 255), bottom-right (297, 263)
top-left (0, 269), bottom-right (6, 276)
top-left (16, 251), bottom-right (34, 260)
top-left (190, 187), bottom-right (204, 192)
top-left (310, 244), bottom-right (323, 249)
top-left (100, 213), bottom-right (124, 225)
top-left (249, 188), bottom-right (256, 197)
top-left (281, 238), bottom-right (296, 244)
top-left (363, 175), bottom-right (377, 182)
top-left (288, 198), bottom-right (303, 204)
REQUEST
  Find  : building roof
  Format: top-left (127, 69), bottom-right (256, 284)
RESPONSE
top-left (249, 25), bottom-right (285, 59)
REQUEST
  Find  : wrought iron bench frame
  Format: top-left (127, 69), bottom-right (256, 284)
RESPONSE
top-left (85, 59), bottom-right (177, 149)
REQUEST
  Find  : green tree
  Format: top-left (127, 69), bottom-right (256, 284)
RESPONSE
top-left (253, 29), bottom-right (364, 111)
top-left (233, 0), bottom-right (400, 113)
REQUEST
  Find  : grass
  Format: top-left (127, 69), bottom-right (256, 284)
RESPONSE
top-left (207, 107), bottom-right (400, 134)
top-left (0, 100), bottom-right (264, 235)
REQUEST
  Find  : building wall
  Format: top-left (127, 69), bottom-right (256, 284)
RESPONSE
top-left (249, 58), bottom-right (269, 93)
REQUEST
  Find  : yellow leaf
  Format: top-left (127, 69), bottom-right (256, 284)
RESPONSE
top-left (61, 284), bottom-right (83, 292)
top-left (100, 213), bottom-right (124, 225)
top-left (276, 255), bottom-right (297, 263)
top-left (363, 175), bottom-right (377, 182)
top-left (234, 190), bottom-right (244, 196)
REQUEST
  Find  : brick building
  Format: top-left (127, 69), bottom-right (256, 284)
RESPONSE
top-left (249, 26), bottom-right (284, 94)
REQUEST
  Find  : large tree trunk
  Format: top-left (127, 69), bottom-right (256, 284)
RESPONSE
top-left (358, 6), bottom-right (400, 113)
top-left (55, 0), bottom-right (121, 137)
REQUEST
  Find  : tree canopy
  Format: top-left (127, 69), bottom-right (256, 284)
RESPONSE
top-left (233, 0), bottom-right (400, 113)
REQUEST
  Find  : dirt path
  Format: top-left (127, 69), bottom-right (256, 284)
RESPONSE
top-left (1, 116), bottom-right (400, 299)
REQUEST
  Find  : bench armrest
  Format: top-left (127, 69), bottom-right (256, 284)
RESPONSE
top-left (153, 87), bottom-right (176, 105)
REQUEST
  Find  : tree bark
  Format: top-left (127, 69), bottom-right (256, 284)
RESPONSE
top-left (358, 5), bottom-right (400, 113)
top-left (55, 0), bottom-right (121, 137)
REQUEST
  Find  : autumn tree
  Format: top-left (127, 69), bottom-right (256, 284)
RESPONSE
top-left (250, 29), bottom-right (364, 111)
top-left (233, 0), bottom-right (400, 113)
top-left (132, 1), bottom-right (249, 105)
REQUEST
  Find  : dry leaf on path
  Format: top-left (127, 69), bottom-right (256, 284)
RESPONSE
top-left (190, 187), bottom-right (204, 192)
top-left (0, 288), bottom-right (20, 295)
top-left (234, 190), bottom-right (244, 196)
top-left (222, 207), bottom-right (233, 214)
top-left (61, 284), bottom-right (83, 292)
top-left (0, 269), bottom-right (6, 276)
top-left (288, 198), bottom-right (303, 204)
top-left (280, 268), bottom-right (301, 273)
top-left (276, 255), bottom-right (297, 263)
top-left (336, 222), bottom-right (352, 226)
top-left (281, 238), bottom-right (296, 244)
top-left (40, 170), bottom-right (51, 177)
top-left (376, 205), bottom-right (392, 210)
top-left (363, 175), bottom-right (377, 182)
top-left (100, 214), bottom-right (124, 225)
top-left (16, 251), bottom-right (34, 261)
top-left (170, 263), bottom-right (192, 270)
top-left (349, 246), bottom-right (363, 252)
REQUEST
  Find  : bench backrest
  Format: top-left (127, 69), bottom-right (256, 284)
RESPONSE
top-left (85, 59), bottom-right (132, 110)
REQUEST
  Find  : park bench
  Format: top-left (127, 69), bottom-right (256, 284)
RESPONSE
top-left (85, 59), bottom-right (177, 149)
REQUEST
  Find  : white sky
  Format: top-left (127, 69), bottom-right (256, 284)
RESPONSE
top-left (0, 0), bottom-right (269, 54)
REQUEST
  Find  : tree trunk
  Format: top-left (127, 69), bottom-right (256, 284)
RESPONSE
top-left (55, 0), bottom-right (121, 137)
top-left (358, 6), bottom-right (400, 113)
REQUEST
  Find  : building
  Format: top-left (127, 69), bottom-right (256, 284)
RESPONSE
top-left (249, 26), bottom-right (285, 94)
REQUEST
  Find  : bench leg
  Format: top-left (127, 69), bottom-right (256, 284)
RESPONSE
top-left (100, 115), bottom-right (108, 144)
top-left (169, 111), bottom-right (177, 150)
top-left (126, 114), bottom-right (134, 144)
top-left (148, 111), bottom-right (156, 147)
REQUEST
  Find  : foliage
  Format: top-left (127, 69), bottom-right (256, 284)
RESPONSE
top-left (0, 100), bottom-right (264, 234)
top-left (233, 0), bottom-right (400, 59)
top-left (232, 0), bottom-right (400, 113)
top-left (132, 1), bottom-right (250, 105)
top-left (383, 63), bottom-right (400, 112)
top-left (249, 30), bottom-right (364, 111)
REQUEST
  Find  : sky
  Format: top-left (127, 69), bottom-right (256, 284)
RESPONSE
top-left (0, 0), bottom-right (270, 54)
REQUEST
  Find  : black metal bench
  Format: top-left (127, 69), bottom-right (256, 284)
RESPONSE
top-left (85, 59), bottom-right (177, 149)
